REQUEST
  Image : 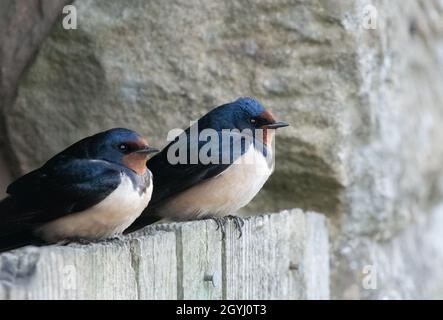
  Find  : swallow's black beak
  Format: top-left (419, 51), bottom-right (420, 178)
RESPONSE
top-left (266, 121), bottom-right (290, 129)
top-left (135, 146), bottom-right (159, 155)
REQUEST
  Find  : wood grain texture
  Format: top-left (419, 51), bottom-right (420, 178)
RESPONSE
top-left (153, 219), bottom-right (223, 299)
top-left (304, 212), bottom-right (329, 299)
top-left (130, 230), bottom-right (177, 299)
top-left (0, 210), bottom-right (329, 299)
top-left (223, 209), bottom-right (317, 299)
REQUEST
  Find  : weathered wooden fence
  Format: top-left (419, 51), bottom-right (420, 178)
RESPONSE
top-left (0, 209), bottom-right (329, 299)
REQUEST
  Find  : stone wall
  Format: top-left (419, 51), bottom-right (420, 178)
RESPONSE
top-left (0, 155), bottom-right (10, 199)
top-left (0, 0), bottom-right (443, 299)
top-left (0, 0), bottom-right (71, 195)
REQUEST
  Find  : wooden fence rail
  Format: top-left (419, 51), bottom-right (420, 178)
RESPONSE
top-left (0, 209), bottom-right (329, 299)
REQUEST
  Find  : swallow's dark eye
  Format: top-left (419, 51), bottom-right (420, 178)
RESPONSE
top-left (250, 118), bottom-right (257, 124)
top-left (118, 144), bottom-right (128, 152)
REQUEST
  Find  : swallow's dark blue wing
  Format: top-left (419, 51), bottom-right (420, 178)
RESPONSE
top-left (147, 149), bottom-right (229, 207)
top-left (150, 130), bottom-right (253, 206)
top-left (0, 158), bottom-right (121, 234)
top-left (127, 131), bottom-right (251, 232)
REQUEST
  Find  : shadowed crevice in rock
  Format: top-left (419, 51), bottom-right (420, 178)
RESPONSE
top-left (264, 171), bottom-right (344, 216)
top-left (246, 135), bottom-right (345, 217)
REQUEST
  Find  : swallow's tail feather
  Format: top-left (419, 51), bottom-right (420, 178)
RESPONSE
top-left (0, 231), bottom-right (44, 253)
top-left (0, 196), bottom-right (26, 231)
top-left (124, 211), bottom-right (163, 234)
top-left (0, 197), bottom-right (43, 253)
top-left (0, 196), bottom-right (17, 216)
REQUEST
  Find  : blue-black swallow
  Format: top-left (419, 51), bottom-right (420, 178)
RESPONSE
top-left (128, 97), bottom-right (289, 237)
top-left (0, 128), bottom-right (158, 252)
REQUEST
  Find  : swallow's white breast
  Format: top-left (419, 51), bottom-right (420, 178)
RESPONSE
top-left (157, 145), bottom-right (273, 220)
top-left (36, 172), bottom-right (153, 243)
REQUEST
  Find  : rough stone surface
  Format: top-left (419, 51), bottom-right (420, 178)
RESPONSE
top-left (0, 210), bottom-right (329, 300)
top-left (1, 0), bottom-right (443, 299)
top-left (0, 0), bottom-right (72, 180)
top-left (0, 155), bottom-right (10, 198)
top-left (337, 204), bottom-right (443, 299)
top-left (332, 0), bottom-right (443, 299)
top-left (5, 0), bottom-right (348, 216)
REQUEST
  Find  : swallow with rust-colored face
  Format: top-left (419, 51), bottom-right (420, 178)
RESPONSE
top-left (128, 97), bottom-right (289, 237)
top-left (0, 128), bottom-right (158, 252)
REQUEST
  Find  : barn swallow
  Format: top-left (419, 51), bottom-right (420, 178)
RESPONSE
top-left (127, 97), bottom-right (289, 237)
top-left (0, 128), bottom-right (158, 252)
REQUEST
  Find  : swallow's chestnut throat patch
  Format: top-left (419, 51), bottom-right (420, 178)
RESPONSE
top-left (123, 153), bottom-right (147, 175)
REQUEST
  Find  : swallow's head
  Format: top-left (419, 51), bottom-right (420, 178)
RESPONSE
top-left (93, 128), bottom-right (158, 175)
top-left (206, 97), bottom-right (289, 144)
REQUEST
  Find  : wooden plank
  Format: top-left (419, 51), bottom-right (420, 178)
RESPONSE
top-left (0, 210), bottom-right (329, 300)
top-left (0, 230), bottom-right (178, 299)
top-left (154, 219), bottom-right (223, 299)
top-left (130, 230), bottom-right (177, 299)
top-left (286, 210), bottom-right (308, 299)
top-left (223, 209), bottom-right (329, 299)
top-left (224, 210), bottom-right (301, 299)
top-left (2, 241), bottom-right (139, 299)
top-left (304, 212), bottom-right (329, 299)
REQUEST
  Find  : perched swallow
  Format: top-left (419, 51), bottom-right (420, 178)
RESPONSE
top-left (0, 128), bottom-right (158, 252)
top-left (128, 97), bottom-right (289, 236)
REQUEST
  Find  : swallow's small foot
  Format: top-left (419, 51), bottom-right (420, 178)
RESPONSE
top-left (226, 215), bottom-right (245, 238)
top-left (211, 217), bottom-right (227, 240)
top-left (61, 235), bottom-right (123, 246)
top-left (62, 238), bottom-right (99, 246)
top-left (104, 234), bottom-right (126, 242)
top-left (57, 240), bottom-right (71, 246)
top-left (208, 215), bottom-right (244, 239)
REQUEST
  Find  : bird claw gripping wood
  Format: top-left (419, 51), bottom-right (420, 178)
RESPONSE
top-left (227, 215), bottom-right (245, 239)
top-left (212, 217), bottom-right (228, 239)
top-left (211, 215), bottom-right (245, 239)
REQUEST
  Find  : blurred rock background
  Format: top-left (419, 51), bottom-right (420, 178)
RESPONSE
top-left (1, 0), bottom-right (443, 299)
